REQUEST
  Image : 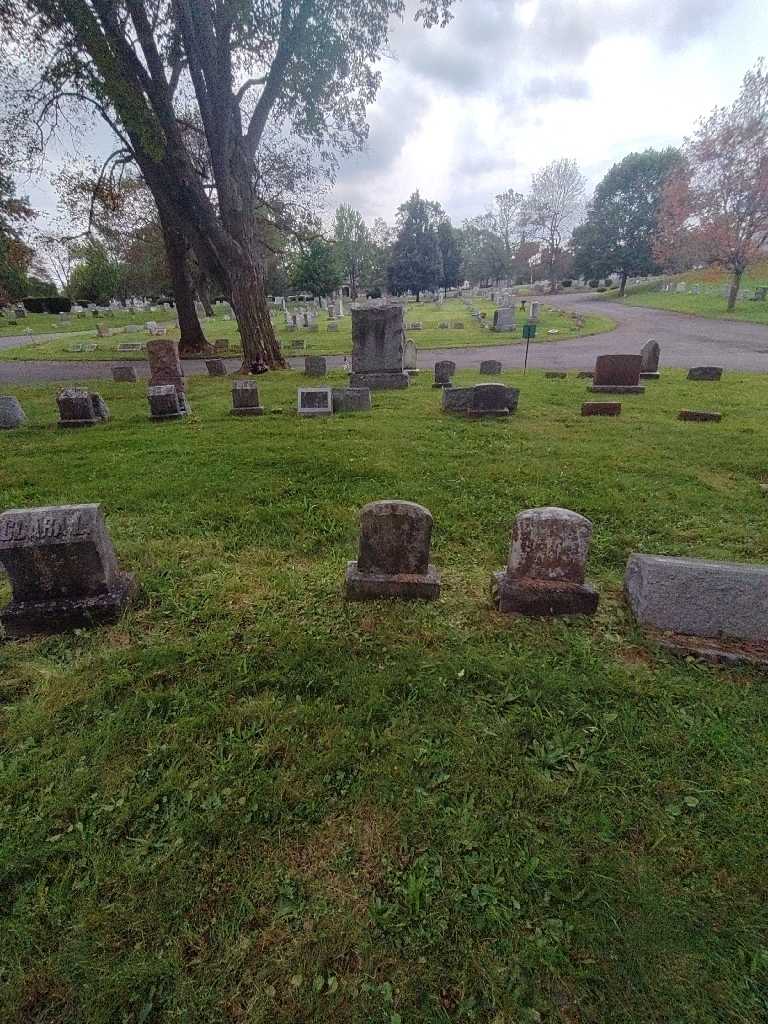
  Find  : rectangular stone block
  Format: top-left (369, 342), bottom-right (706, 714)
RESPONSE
top-left (589, 385), bottom-right (645, 395)
top-left (687, 366), bottom-right (723, 381)
top-left (678, 410), bottom-right (722, 422)
top-left (492, 573), bottom-right (598, 616)
top-left (593, 354), bottom-right (642, 387)
top-left (147, 339), bottom-right (185, 396)
top-left (442, 387), bottom-right (474, 413)
top-left (297, 387), bottom-right (332, 416)
top-left (346, 561), bottom-right (441, 600)
top-left (231, 380), bottom-right (264, 416)
top-left (468, 383), bottom-right (511, 417)
top-left (582, 402), bottom-right (621, 416)
top-left (205, 358), bottom-right (227, 376)
top-left (351, 305), bottom-right (405, 373)
top-left (332, 387), bottom-right (372, 413)
top-left (480, 360), bottom-right (502, 375)
top-left (112, 364), bottom-right (138, 383)
top-left (625, 553), bottom-right (768, 641)
top-left (57, 388), bottom-right (100, 428)
top-left (348, 371), bottom-right (409, 390)
top-left (304, 356), bottom-right (327, 377)
top-left (148, 384), bottom-right (185, 420)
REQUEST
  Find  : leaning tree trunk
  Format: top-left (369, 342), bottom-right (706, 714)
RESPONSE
top-left (157, 210), bottom-right (208, 356)
top-left (229, 259), bottom-right (285, 371)
top-left (727, 268), bottom-right (742, 312)
top-left (618, 270), bottom-right (628, 298)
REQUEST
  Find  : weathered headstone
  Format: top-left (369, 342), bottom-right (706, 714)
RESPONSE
top-left (304, 355), bottom-right (327, 377)
top-left (528, 301), bottom-right (540, 321)
top-left (148, 384), bottom-right (187, 421)
top-left (112, 364), bottom-right (138, 383)
top-left (439, 321), bottom-right (449, 329)
top-left (442, 387), bottom-right (475, 413)
top-left (433, 360), bottom-right (456, 388)
top-left (469, 383), bottom-right (512, 417)
top-left (687, 366), bottom-right (723, 381)
top-left (640, 339), bottom-right (660, 377)
top-left (327, 321), bottom-right (339, 332)
top-left (56, 388), bottom-right (108, 428)
top-left (0, 395), bottom-right (26, 429)
top-left (297, 387), bottom-right (332, 417)
top-left (678, 409), bottom-right (722, 422)
top-left (625, 554), bottom-right (768, 641)
top-left (0, 503), bottom-right (136, 637)
top-left (403, 339), bottom-right (418, 370)
top-left (582, 402), bottom-right (621, 416)
top-left (480, 360), bottom-right (502, 375)
top-left (589, 354), bottom-right (644, 394)
top-left (493, 307), bottom-right (516, 332)
top-left (332, 387), bottom-right (372, 413)
top-left (349, 305), bottom-right (409, 390)
top-left (492, 507), bottom-right (598, 616)
top-left (205, 358), bottom-right (227, 377)
top-left (231, 380), bottom-right (264, 416)
top-left (147, 339), bottom-right (185, 396)
top-left (345, 500), bottom-right (440, 600)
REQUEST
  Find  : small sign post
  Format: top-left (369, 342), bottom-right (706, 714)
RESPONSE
top-left (522, 322), bottom-right (537, 374)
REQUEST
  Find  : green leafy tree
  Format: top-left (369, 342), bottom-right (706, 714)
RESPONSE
top-left (459, 213), bottom-right (506, 285)
top-left (68, 240), bottom-right (120, 303)
top-left (387, 192), bottom-right (443, 299)
top-left (572, 148), bottom-right (683, 296)
top-left (290, 238), bottom-right (342, 297)
top-left (368, 217), bottom-right (393, 292)
top-left (437, 219), bottom-right (462, 293)
top-left (334, 205), bottom-right (372, 298)
top-left (0, 170), bottom-right (35, 302)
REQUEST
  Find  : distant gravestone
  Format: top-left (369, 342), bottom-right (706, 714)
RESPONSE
top-left (582, 402), bottom-right (621, 417)
top-left (640, 339), bottom-right (660, 376)
top-left (148, 384), bottom-right (187, 421)
top-left (469, 383), bottom-right (511, 418)
top-left (492, 507), bottom-right (598, 617)
top-left (117, 342), bottom-right (143, 352)
top-left (205, 358), bottom-right (227, 377)
top-left (480, 360), bottom-right (502, 375)
top-left (493, 307), bottom-right (516, 332)
top-left (96, 323), bottom-right (111, 338)
top-left (433, 360), bottom-right (456, 388)
top-left (528, 301), bottom-right (540, 321)
top-left (56, 388), bottom-right (108, 428)
top-left (327, 321), bottom-right (339, 332)
top-left (589, 354), bottom-right (644, 394)
top-left (213, 339), bottom-right (229, 355)
top-left (304, 355), bottom-right (327, 377)
top-left (112, 364), bottom-right (138, 383)
top-left (231, 380), bottom-right (264, 416)
top-left (687, 366), bottom-right (723, 381)
top-left (0, 395), bottom-right (26, 429)
top-left (332, 387), bottom-right (372, 413)
top-left (297, 387), bottom-right (333, 417)
top-left (678, 409), bottom-right (722, 422)
top-left (345, 500), bottom-right (440, 600)
top-left (451, 320), bottom-right (465, 329)
top-left (0, 503), bottom-right (136, 637)
top-left (403, 339), bottom-right (418, 370)
top-left (349, 305), bottom-right (409, 390)
top-left (147, 339), bottom-right (185, 396)
top-left (439, 321), bottom-right (449, 329)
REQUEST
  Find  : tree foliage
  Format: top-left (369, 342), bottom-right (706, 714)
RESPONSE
top-left (0, 169), bottom-right (36, 302)
top-left (387, 191), bottom-right (443, 298)
top-left (525, 158), bottom-right (585, 291)
top-left (333, 204), bottom-right (371, 298)
top-left (290, 237), bottom-right (341, 297)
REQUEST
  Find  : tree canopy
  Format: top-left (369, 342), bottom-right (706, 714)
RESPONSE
top-left (387, 192), bottom-right (444, 298)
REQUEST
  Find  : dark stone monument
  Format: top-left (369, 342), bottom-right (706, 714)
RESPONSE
top-left (148, 384), bottom-right (187, 420)
top-left (639, 339), bottom-right (660, 379)
top-left (469, 383), bottom-right (511, 418)
top-left (0, 503), bottom-right (135, 637)
top-left (687, 366), bottom-right (723, 381)
top-left (147, 339), bottom-right (185, 397)
top-left (56, 388), bottom-right (109, 428)
top-left (304, 355), bottom-right (327, 377)
top-left (297, 387), bottom-right (332, 417)
top-left (433, 360), bottom-right (456, 388)
top-left (205, 358), bottom-right (227, 377)
top-left (0, 395), bottom-right (26, 429)
top-left (589, 354), bottom-right (644, 394)
top-left (231, 380), bottom-right (264, 416)
top-left (332, 387), bottom-right (372, 413)
top-left (349, 305), bottom-right (409, 390)
top-left (582, 402), bottom-right (621, 416)
top-left (480, 360), bottom-right (502, 375)
top-left (345, 500), bottom-right (440, 600)
top-left (678, 409), bottom-right (722, 422)
top-left (442, 387), bottom-right (474, 413)
top-left (492, 507), bottom-right (599, 617)
top-left (112, 364), bottom-right (138, 383)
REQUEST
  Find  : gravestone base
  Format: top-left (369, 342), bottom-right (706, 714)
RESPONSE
top-left (150, 394), bottom-right (190, 421)
top-left (492, 572), bottom-right (598, 617)
top-left (467, 407), bottom-right (510, 418)
top-left (345, 561), bottom-right (441, 601)
top-left (589, 385), bottom-right (645, 395)
top-left (1, 572), bottom-right (136, 638)
top-left (349, 371), bottom-right (409, 390)
top-left (582, 402), bottom-right (621, 417)
top-left (231, 405), bottom-right (265, 417)
top-left (431, 381), bottom-right (452, 389)
top-left (639, 372), bottom-right (660, 381)
top-left (58, 415), bottom-right (98, 428)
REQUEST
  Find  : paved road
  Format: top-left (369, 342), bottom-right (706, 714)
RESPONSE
top-left (1, 293), bottom-right (767, 385)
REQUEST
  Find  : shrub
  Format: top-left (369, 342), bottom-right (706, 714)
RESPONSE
top-left (47, 296), bottom-right (72, 314)
top-left (22, 296), bottom-right (47, 314)
top-left (561, 279), bottom-right (572, 288)
top-left (588, 279), bottom-right (600, 289)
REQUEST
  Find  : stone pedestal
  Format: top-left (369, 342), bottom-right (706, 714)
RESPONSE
top-left (57, 389), bottom-right (108, 427)
top-left (349, 371), bottom-right (408, 390)
top-left (332, 388), bottom-right (372, 413)
top-left (492, 507), bottom-right (598, 617)
top-left (433, 360), bottom-right (456, 388)
top-left (0, 504), bottom-right (135, 637)
top-left (148, 384), bottom-right (187, 420)
top-left (147, 339), bottom-right (185, 396)
top-left (350, 305), bottom-right (409, 391)
top-left (687, 366), bottom-right (723, 381)
top-left (589, 385), bottom-right (645, 395)
top-left (345, 500), bottom-right (440, 600)
top-left (231, 380), bottom-right (264, 416)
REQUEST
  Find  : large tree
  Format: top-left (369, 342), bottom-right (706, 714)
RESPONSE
top-left (436, 218), bottom-right (461, 294)
top-left (572, 148), bottom-right (683, 296)
top-left (1, 0), bottom-right (453, 366)
top-left (458, 212), bottom-right (507, 286)
top-left (0, 169), bottom-right (35, 302)
top-left (655, 60), bottom-right (768, 311)
top-left (387, 191), bottom-right (443, 299)
top-left (525, 158), bottom-right (586, 292)
top-left (333, 204), bottom-right (371, 299)
top-left (290, 237), bottom-right (341, 297)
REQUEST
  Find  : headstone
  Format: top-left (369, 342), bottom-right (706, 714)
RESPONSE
top-left (678, 410), bottom-right (722, 422)
top-left (624, 554), bottom-right (768, 642)
top-left (528, 301), bottom-right (540, 321)
top-left (304, 355), bottom-right (327, 377)
top-left (56, 388), bottom-right (108, 428)
top-left (148, 384), bottom-right (187, 421)
top-left (687, 366), bottom-right (723, 381)
top-left (349, 305), bottom-right (409, 390)
top-left (332, 387), bottom-right (372, 413)
top-left (231, 380), bottom-right (264, 416)
top-left (112, 364), bottom-right (138, 383)
top-left (492, 507), bottom-right (598, 617)
top-left (493, 307), bottom-right (516, 332)
top-left (582, 402), bottom-right (621, 416)
top-left (0, 503), bottom-right (136, 638)
top-left (213, 339), bottom-right (229, 355)
top-left (403, 338), bottom-right (418, 371)
top-left (345, 500), bottom-right (440, 600)
top-left (439, 321), bottom-right (449, 329)
top-left (469, 383), bottom-right (511, 418)
top-left (589, 354), bottom-right (644, 394)
top-left (117, 342), bottom-right (143, 352)
top-left (640, 339), bottom-right (660, 374)
top-left (480, 360), bottom-right (502, 375)
top-left (408, 322), bottom-right (423, 331)
top-left (327, 321), bottom-right (338, 332)
top-left (147, 339), bottom-right (185, 396)
top-left (433, 360), bottom-right (456, 388)
top-left (753, 287), bottom-right (767, 301)
top-left (0, 396), bottom-right (26, 429)
top-left (297, 387), bottom-right (332, 417)
top-left (205, 358), bottom-right (227, 377)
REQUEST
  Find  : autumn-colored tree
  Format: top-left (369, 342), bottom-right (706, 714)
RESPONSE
top-left (656, 60), bottom-right (768, 311)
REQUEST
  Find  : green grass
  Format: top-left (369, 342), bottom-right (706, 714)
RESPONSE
top-left (0, 299), bottom-right (615, 362)
top-left (1, 367), bottom-right (768, 1023)
top-left (0, 307), bottom-right (180, 340)
top-left (610, 267), bottom-right (768, 325)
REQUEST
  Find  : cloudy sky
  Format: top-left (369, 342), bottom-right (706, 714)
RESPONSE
top-left (14, 0), bottom-right (768, 232)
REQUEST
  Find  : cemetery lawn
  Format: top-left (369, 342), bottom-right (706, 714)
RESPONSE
top-left (613, 265), bottom-right (768, 325)
top-left (2, 367), bottom-right (768, 1024)
top-left (0, 307), bottom-right (180, 340)
top-left (0, 299), bottom-right (614, 361)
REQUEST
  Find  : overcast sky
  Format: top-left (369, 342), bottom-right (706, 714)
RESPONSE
top-left (14, 0), bottom-right (768, 232)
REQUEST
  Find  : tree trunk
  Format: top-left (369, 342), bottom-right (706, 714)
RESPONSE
top-left (196, 273), bottom-right (214, 317)
top-left (159, 213), bottom-right (208, 356)
top-left (618, 270), bottom-right (628, 298)
top-left (230, 260), bottom-right (285, 371)
top-left (727, 268), bottom-right (742, 312)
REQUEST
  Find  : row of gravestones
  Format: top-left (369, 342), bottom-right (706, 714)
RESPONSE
top-left (1, 503), bottom-right (765, 666)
